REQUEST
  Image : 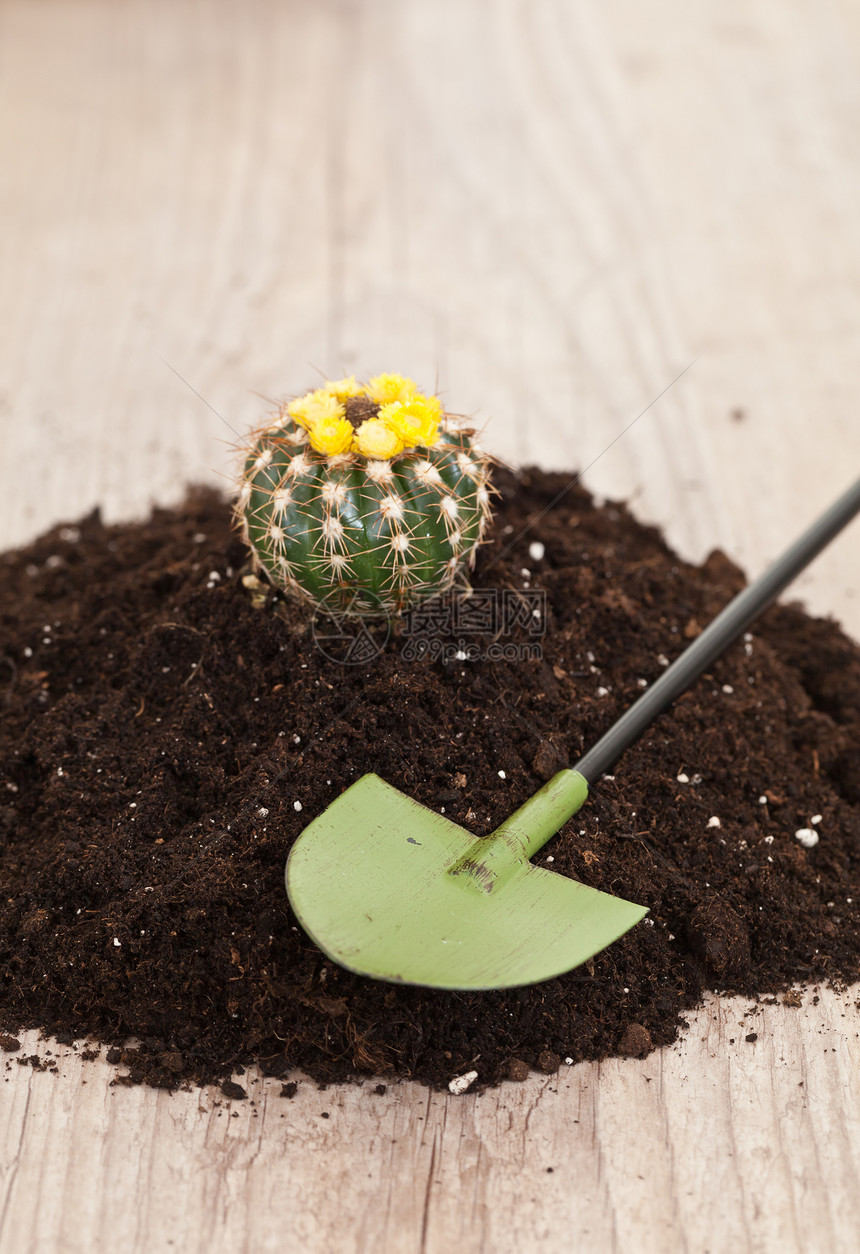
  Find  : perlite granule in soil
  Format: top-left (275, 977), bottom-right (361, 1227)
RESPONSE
top-left (0, 469), bottom-right (858, 1092)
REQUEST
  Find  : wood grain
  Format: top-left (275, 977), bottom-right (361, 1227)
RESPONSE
top-left (2, 987), bottom-right (860, 1254)
top-left (1, 1), bottom-right (859, 1251)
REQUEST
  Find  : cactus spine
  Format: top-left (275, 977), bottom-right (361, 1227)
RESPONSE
top-left (235, 375), bottom-right (494, 616)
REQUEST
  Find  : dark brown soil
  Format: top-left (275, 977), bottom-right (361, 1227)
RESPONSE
top-left (1, 469), bottom-right (858, 1092)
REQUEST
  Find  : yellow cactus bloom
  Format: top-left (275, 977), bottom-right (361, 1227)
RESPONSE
top-left (307, 415), bottom-right (355, 456)
top-left (287, 389), bottom-right (345, 430)
top-left (323, 376), bottom-right (366, 402)
top-left (353, 419), bottom-right (405, 460)
top-left (379, 396), bottom-right (441, 449)
top-left (365, 373), bottom-right (419, 406)
top-left (417, 392), bottom-right (443, 421)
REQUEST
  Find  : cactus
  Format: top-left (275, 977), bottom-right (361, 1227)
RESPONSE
top-left (234, 374), bottom-right (494, 616)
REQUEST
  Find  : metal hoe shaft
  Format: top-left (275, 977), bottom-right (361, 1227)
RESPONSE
top-left (574, 476), bottom-right (860, 785)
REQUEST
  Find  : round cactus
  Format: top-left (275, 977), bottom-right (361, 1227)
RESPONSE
top-left (234, 374), bottom-right (494, 616)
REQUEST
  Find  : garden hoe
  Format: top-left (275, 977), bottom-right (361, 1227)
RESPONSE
top-left (287, 477), bottom-right (860, 990)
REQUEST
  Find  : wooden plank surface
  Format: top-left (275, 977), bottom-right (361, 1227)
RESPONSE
top-left (1, 2), bottom-right (859, 1251)
top-left (2, 989), bottom-right (860, 1254)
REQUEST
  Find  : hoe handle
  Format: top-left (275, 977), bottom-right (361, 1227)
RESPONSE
top-left (573, 475), bottom-right (860, 786)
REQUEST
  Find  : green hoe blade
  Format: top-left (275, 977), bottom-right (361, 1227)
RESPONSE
top-left (287, 769), bottom-right (646, 989)
top-left (285, 477), bottom-right (860, 990)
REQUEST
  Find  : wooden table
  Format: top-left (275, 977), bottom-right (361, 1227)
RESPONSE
top-left (1, 3), bottom-right (859, 1250)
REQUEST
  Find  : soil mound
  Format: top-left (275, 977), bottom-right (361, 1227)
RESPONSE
top-left (1, 470), bottom-right (858, 1090)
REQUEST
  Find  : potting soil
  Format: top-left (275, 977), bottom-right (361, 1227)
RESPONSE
top-left (1, 469), bottom-right (858, 1090)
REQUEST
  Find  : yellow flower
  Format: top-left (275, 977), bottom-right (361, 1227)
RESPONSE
top-left (287, 389), bottom-right (345, 430)
top-left (353, 419), bottom-right (405, 460)
top-left (323, 376), bottom-right (366, 402)
top-left (379, 396), bottom-right (441, 449)
top-left (307, 415), bottom-right (355, 456)
top-left (365, 373), bottom-right (419, 406)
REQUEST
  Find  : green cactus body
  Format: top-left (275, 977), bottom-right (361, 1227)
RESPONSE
top-left (236, 390), bottom-right (494, 617)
